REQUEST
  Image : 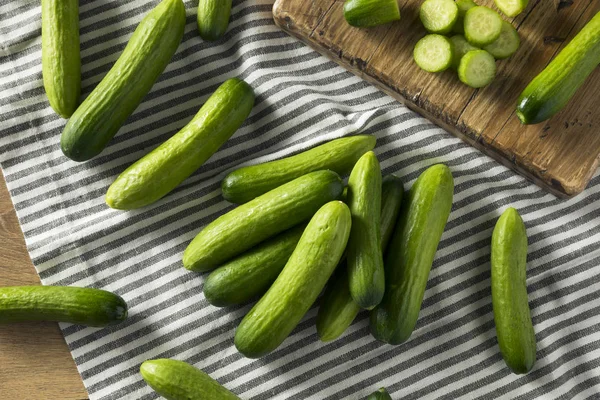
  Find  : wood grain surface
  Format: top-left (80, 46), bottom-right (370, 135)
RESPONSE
top-left (0, 170), bottom-right (88, 400)
top-left (273, 0), bottom-right (600, 198)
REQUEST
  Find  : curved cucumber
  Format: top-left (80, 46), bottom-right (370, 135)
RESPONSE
top-left (222, 135), bottom-right (376, 204)
top-left (106, 78), bottom-right (254, 210)
top-left (203, 223), bottom-right (306, 307)
top-left (343, 0), bottom-right (401, 28)
top-left (367, 388), bottom-right (392, 400)
top-left (140, 359), bottom-right (240, 400)
top-left (491, 208), bottom-right (536, 374)
top-left (347, 151), bottom-right (384, 310)
top-left (60, 0), bottom-right (186, 161)
top-left (184, 170), bottom-right (343, 272)
top-left (316, 175), bottom-right (403, 342)
top-left (235, 201), bottom-right (351, 358)
top-left (42, 0), bottom-right (80, 118)
top-left (370, 164), bottom-right (453, 344)
top-left (0, 286), bottom-right (127, 327)
top-left (517, 12), bottom-right (600, 125)
top-left (197, 0), bottom-right (232, 41)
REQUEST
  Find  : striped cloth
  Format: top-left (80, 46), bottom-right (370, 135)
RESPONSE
top-left (1, 0), bottom-right (600, 399)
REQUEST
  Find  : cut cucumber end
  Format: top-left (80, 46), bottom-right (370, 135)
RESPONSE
top-left (419, 0), bottom-right (458, 34)
top-left (464, 6), bottom-right (503, 46)
top-left (494, 0), bottom-right (529, 17)
top-left (458, 49), bottom-right (497, 88)
top-left (414, 34), bottom-right (454, 72)
top-left (484, 20), bottom-right (520, 59)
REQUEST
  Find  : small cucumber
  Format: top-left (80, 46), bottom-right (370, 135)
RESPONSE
top-left (414, 34), bottom-right (454, 73)
top-left (222, 135), bottom-right (376, 204)
top-left (367, 388), bottom-right (393, 400)
top-left (316, 175), bottom-right (403, 342)
top-left (450, 35), bottom-right (479, 70)
top-left (370, 164), bottom-right (453, 345)
top-left (197, 0), bottom-right (232, 41)
top-left (235, 201), bottom-right (351, 358)
top-left (343, 0), bottom-right (401, 28)
top-left (106, 78), bottom-right (254, 210)
top-left (517, 12), bottom-right (600, 125)
top-left (491, 208), bottom-right (536, 374)
top-left (458, 50), bottom-right (497, 88)
top-left (184, 170), bottom-right (343, 272)
top-left (419, 0), bottom-right (458, 35)
top-left (464, 6), bottom-right (503, 46)
top-left (452, 0), bottom-right (476, 34)
top-left (347, 151), bottom-right (384, 310)
top-left (203, 224), bottom-right (306, 307)
top-left (140, 359), bottom-right (240, 400)
top-left (494, 0), bottom-right (528, 18)
top-left (42, 0), bottom-right (80, 118)
top-left (0, 286), bottom-right (127, 327)
top-left (60, 0), bottom-right (186, 161)
top-left (484, 21), bottom-right (520, 60)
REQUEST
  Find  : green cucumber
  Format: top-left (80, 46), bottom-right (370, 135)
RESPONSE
top-left (367, 388), bottom-right (393, 400)
top-left (484, 21), bottom-right (520, 59)
top-left (346, 151), bottom-right (384, 310)
top-left (414, 34), bottom-right (454, 73)
top-left (106, 78), bottom-right (254, 210)
top-left (343, 0), bottom-right (401, 28)
top-left (419, 0), bottom-right (458, 34)
top-left (235, 201), bottom-right (351, 358)
top-left (464, 6), bottom-right (503, 46)
top-left (517, 12), bottom-right (600, 125)
top-left (450, 35), bottom-right (479, 70)
top-left (184, 170), bottom-right (343, 272)
top-left (203, 223), bottom-right (306, 307)
top-left (42, 0), bottom-right (80, 118)
top-left (60, 0), bottom-right (186, 161)
top-left (222, 135), bottom-right (376, 204)
top-left (452, 0), bottom-right (476, 34)
top-left (140, 359), bottom-right (240, 400)
top-left (458, 50), bottom-right (497, 88)
top-left (491, 208), bottom-right (536, 374)
top-left (0, 286), bottom-right (127, 327)
top-left (370, 164), bottom-right (453, 345)
top-left (494, 0), bottom-right (528, 18)
top-left (197, 0), bottom-right (232, 41)
top-left (316, 175), bottom-right (403, 342)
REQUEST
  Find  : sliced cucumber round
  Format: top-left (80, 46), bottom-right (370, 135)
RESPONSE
top-left (458, 49), bottom-right (497, 88)
top-left (453, 0), bottom-right (476, 34)
top-left (413, 34), bottom-right (454, 72)
top-left (450, 34), bottom-right (479, 69)
top-left (494, 0), bottom-right (529, 17)
top-left (484, 21), bottom-right (520, 59)
top-left (464, 6), bottom-right (503, 46)
top-left (419, 0), bottom-right (458, 34)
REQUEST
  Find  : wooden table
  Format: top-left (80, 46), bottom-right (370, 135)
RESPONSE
top-left (0, 170), bottom-right (88, 399)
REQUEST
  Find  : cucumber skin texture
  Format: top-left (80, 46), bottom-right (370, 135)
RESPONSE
top-left (0, 286), bottom-right (127, 327)
top-left (343, 0), bottom-right (401, 28)
top-left (106, 79), bottom-right (254, 210)
top-left (184, 170), bottom-right (344, 272)
top-left (222, 135), bottom-right (376, 204)
top-left (491, 208), bottom-right (536, 374)
top-left (235, 201), bottom-right (351, 358)
top-left (370, 164), bottom-right (454, 345)
top-left (517, 12), bottom-right (600, 125)
top-left (60, 0), bottom-right (186, 162)
top-left (140, 359), bottom-right (240, 400)
top-left (42, 0), bottom-right (80, 118)
top-left (347, 151), bottom-right (384, 310)
top-left (316, 175), bottom-right (403, 342)
top-left (198, 0), bottom-right (232, 41)
top-left (203, 223), bottom-right (306, 307)
top-left (367, 388), bottom-right (392, 400)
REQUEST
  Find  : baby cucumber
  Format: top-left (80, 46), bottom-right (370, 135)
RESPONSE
top-left (343, 0), bottom-right (401, 28)
top-left (453, 0), bottom-right (476, 34)
top-left (197, 0), bottom-right (232, 41)
top-left (106, 78), bottom-right (254, 210)
top-left (141, 359), bottom-right (240, 399)
top-left (484, 21), bottom-right (520, 60)
top-left (450, 35), bottom-right (479, 70)
top-left (184, 170), bottom-right (343, 272)
top-left (379, 175), bottom-right (405, 251)
top-left (494, 0), bottom-right (528, 18)
top-left (203, 224), bottom-right (305, 307)
top-left (367, 388), bottom-right (392, 400)
top-left (346, 151), bottom-right (384, 310)
top-left (491, 208), bottom-right (536, 374)
top-left (414, 34), bottom-right (454, 73)
top-left (419, 0), bottom-right (458, 34)
top-left (42, 0), bottom-right (80, 118)
top-left (222, 135), bottom-right (376, 204)
top-left (458, 50), bottom-right (497, 88)
top-left (464, 6), bottom-right (503, 46)
top-left (235, 201), bottom-right (351, 358)
top-left (370, 164), bottom-right (453, 345)
top-left (0, 286), bottom-right (127, 327)
top-left (60, 0), bottom-right (186, 161)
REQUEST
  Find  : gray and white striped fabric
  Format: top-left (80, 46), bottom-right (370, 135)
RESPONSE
top-left (2, 0), bottom-right (600, 398)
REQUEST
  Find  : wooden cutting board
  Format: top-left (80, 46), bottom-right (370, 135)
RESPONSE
top-left (273, 0), bottom-right (600, 198)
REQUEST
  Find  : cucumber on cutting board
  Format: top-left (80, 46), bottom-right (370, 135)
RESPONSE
top-left (464, 6), bottom-right (503, 46)
top-left (343, 0), bottom-right (401, 28)
top-left (414, 34), bottom-right (454, 73)
top-left (60, 0), bottom-right (186, 161)
top-left (450, 35), bottom-right (479, 70)
top-left (494, 0), bottom-right (529, 18)
top-left (42, 0), bottom-right (80, 118)
top-left (106, 78), bottom-right (254, 210)
top-left (484, 21), bottom-right (520, 59)
top-left (0, 286), bottom-right (127, 327)
top-left (419, 0), bottom-right (458, 34)
top-left (197, 0), bottom-right (232, 41)
top-left (453, 0), bottom-right (476, 34)
top-left (458, 50), bottom-right (497, 88)
top-left (517, 11), bottom-right (600, 125)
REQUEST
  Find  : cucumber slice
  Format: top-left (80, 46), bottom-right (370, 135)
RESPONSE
top-left (458, 50), bottom-right (497, 88)
top-left (413, 34), bottom-right (454, 72)
top-left (453, 0), bottom-right (476, 34)
top-left (344, 0), bottom-right (401, 28)
top-left (419, 0), bottom-right (458, 34)
top-left (494, 0), bottom-right (529, 17)
top-left (484, 21), bottom-right (520, 59)
top-left (464, 6), bottom-right (503, 46)
top-left (450, 35), bottom-right (479, 69)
